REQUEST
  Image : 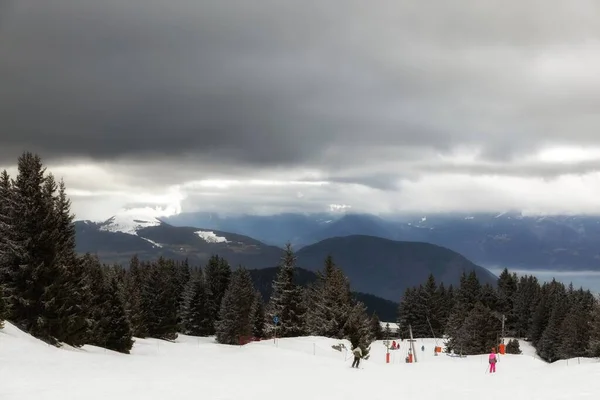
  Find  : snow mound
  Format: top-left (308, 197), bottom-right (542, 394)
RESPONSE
top-left (195, 230), bottom-right (229, 243)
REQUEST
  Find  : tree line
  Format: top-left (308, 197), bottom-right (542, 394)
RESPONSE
top-left (397, 269), bottom-right (600, 362)
top-left (0, 152), bottom-right (377, 355)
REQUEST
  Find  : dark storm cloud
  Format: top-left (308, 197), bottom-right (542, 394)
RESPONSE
top-left (1, 0), bottom-right (600, 177)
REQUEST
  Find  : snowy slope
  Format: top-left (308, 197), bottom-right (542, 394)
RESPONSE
top-left (2, 321), bottom-right (600, 400)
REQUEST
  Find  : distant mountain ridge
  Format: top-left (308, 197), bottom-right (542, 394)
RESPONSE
top-left (75, 213), bottom-right (284, 269)
top-left (162, 211), bottom-right (600, 270)
top-left (75, 213), bottom-right (496, 301)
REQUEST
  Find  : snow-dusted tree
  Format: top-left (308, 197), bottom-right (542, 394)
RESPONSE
top-left (370, 313), bottom-right (384, 340)
top-left (305, 255), bottom-right (351, 338)
top-left (587, 296), bottom-right (600, 357)
top-left (85, 253), bottom-right (133, 353)
top-left (181, 269), bottom-right (211, 336)
top-left (0, 284), bottom-right (6, 329)
top-left (266, 243), bottom-right (306, 337)
top-left (215, 267), bottom-right (256, 345)
top-left (176, 258), bottom-right (191, 328)
top-left (102, 273), bottom-right (134, 353)
top-left (141, 257), bottom-right (179, 340)
top-left (252, 291), bottom-right (266, 339)
top-left (204, 255), bottom-right (231, 334)
top-left (3, 154), bottom-right (73, 344)
top-left (445, 302), bottom-right (501, 355)
top-left (344, 301), bottom-right (374, 359)
top-left (42, 178), bottom-right (91, 346)
top-left (124, 255), bottom-right (147, 337)
top-left (0, 170), bottom-right (15, 324)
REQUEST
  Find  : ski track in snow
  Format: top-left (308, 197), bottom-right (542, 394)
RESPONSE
top-left (1, 321), bottom-right (599, 400)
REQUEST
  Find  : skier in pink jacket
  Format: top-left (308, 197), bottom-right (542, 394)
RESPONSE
top-left (488, 349), bottom-right (498, 373)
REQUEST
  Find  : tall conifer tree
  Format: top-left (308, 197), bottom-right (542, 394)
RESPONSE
top-left (215, 267), bottom-right (256, 345)
top-left (266, 243), bottom-right (306, 337)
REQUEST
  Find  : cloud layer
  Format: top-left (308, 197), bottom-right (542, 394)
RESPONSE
top-left (2, 0), bottom-right (600, 219)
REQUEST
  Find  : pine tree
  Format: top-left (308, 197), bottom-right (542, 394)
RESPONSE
top-left (204, 255), bottom-right (231, 334)
top-left (181, 269), bottom-right (211, 336)
top-left (0, 170), bottom-right (15, 325)
top-left (5, 154), bottom-right (66, 344)
top-left (266, 243), bottom-right (306, 337)
top-left (0, 284), bottom-right (6, 329)
top-left (437, 282), bottom-right (453, 332)
top-left (102, 273), bottom-right (134, 353)
top-left (305, 255), bottom-right (351, 338)
top-left (252, 291), bottom-right (266, 339)
top-left (447, 302), bottom-right (501, 355)
top-left (85, 254), bottom-right (133, 353)
top-left (421, 274), bottom-right (442, 337)
top-left (176, 258), bottom-right (191, 329)
top-left (558, 288), bottom-right (594, 359)
top-left (124, 255), bottom-right (147, 337)
top-left (397, 287), bottom-right (420, 338)
top-left (344, 301), bottom-right (374, 359)
top-left (587, 296), bottom-right (600, 357)
top-left (496, 268), bottom-right (518, 332)
top-left (141, 257), bottom-right (179, 340)
top-left (42, 178), bottom-right (90, 346)
top-left (0, 170), bottom-right (16, 292)
top-left (370, 313), bottom-right (384, 340)
top-left (513, 275), bottom-right (540, 337)
top-left (215, 267), bottom-right (257, 345)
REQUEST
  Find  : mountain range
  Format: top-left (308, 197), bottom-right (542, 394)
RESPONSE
top-left (74, 213), bottom-right (497, 302)
top-left (162, 211), bottom-right (600, 270)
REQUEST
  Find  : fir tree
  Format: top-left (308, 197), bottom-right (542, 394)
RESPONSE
top-left (383, 322), bottom-right (392, 340)
top-left (141, 257), bottom-right (179, 340)
top-left (447, 302), bottom-right (502, 355)
top-left (85, 254), bottom-right (133, 353)
top-left (181, 269), bottom-right (211, 336)
top-left (0, 170), bottom-right (15, 322)
top-left (42, 178), bottom-right (90, 346)
top-left (176, 258), bottom-right (191, 328)
top-left (496, 268), bottom-right (518, 332)
top-left (506, 338), bottom-right (521, 354)
top-left (215, 267), bottom-right (257, 345)
top-left (397, 287), bottom-right (420, 338)
top-left (252, 291), bottom-right (266, 339)
top-left (102, 273), bottom-right (134, 353)
top-left (0, 284), bottom-right (6, 329)
top-left (513, 275), bottom-right (540, 337)
top-left (5, 154), bottom-right (66, 344)
top-left (305, 255), bottom-right (351, 338)
top-left (587, 296), bottom-right (600, 357)
top-left (266, 243), bottom-right (306, 337)
top-left (344, 301), bottom-right (374, 359)
top-left (124, 255), bottom-right (147, 337)
top-left (204, 255), bottom-right (231, 334)
top-left (370, 313), bottom-right (384, 340)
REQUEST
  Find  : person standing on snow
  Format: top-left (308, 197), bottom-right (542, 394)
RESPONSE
top-left (488, 349), bottom-right (498, 373)
top-left (351, 346), bottom-right (363, 368)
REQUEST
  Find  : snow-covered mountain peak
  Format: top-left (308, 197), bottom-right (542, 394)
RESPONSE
top-left (99, 213), bottom-right (163, 235)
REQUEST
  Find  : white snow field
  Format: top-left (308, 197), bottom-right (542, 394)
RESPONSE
top-left (1, 322), bottom-right (599, 400)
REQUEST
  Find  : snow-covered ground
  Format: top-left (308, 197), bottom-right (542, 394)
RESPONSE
top-left (1, 321), bottom-right (599, 399)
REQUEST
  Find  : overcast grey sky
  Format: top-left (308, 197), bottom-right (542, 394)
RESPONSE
top-left (2, 0), bottom-right (600, 220)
